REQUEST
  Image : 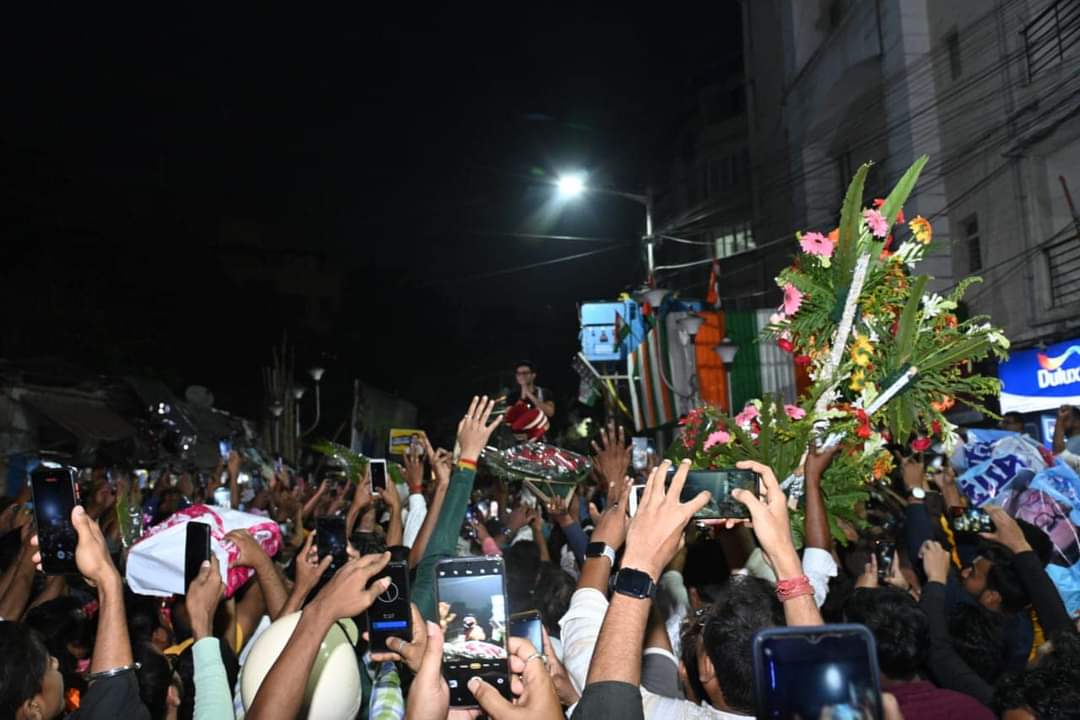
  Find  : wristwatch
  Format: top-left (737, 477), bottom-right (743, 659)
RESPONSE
top-left (908, 486), bottom-right (927, 500)
top-left (613, 567), bottom-right (656, 600)
top-left (585, 541), bottom-right (617, 566)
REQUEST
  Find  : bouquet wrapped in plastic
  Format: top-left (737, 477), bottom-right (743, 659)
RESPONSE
top-left (480, 441), bottom-right (592, 487)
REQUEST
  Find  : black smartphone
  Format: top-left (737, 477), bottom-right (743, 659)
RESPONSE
top-left (369, 459), bottom-right (388, 493)
top-left (184, 522), bottom-right (212, 592)
top-left (510, 610), bottom-right (544, 653)
top-left (679, 469), bottom-right (761, 520)
top-left (436, 556), bottom-right (512, 707)
top-left (874, 540), bottom-right (895, 583)
top-left (30, 466), bottom-right (79, 575)
top-left (316, 516), bottom-right (348, 572)
top-left (951, 506), bottom-right (995, 534)
top-left (368, 560), bottom-right (412, 652)
top-left (753, 624), bottom-right (883, 719)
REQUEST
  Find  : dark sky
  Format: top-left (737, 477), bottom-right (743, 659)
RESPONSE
top-left (0, 5), bottom-right (742, 433)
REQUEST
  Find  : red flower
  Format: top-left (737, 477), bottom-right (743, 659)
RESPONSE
top-left (856, 424), bottom-right (872, 439)
top-left (778, 338), bottom-right (795, 353)
top-left (931, 420), bottom-right (942, 435)
top-left (794, 354), bottom-right (812, 366)
top-left (911, 436), bottom-right (932, 452)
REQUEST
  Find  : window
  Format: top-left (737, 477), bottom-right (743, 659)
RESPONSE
top-left (946, 29), bottom-right (962, 80)
top-left (1021, 0), bottom-right (1080, 81)
top-left (963, 215), bottom-right (982, 272)
top-left (714, 221), bottom-right (756, 259)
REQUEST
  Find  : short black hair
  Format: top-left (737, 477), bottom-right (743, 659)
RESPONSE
top-left (679, 610), bottom-right (708, 703)
top-left (981, 544), bottom-right (1029, 613)
top-left (534, 564), bottom-right (574, 638)
top-left (1002, 411), bottom-right (1025, 424)
top-left (701, 576), bottom-right (784, 713)
top-left (24, 596), bottom-right (95, 684)
top-left (843, 587), bottom-right (929, 681)
top-left (134, 642), bottom-right (173, 720)
top-left (514, 361), bottom-right (536, 372)
top-left (996, 629), bottom-right (1080, 718)
top-left (682, 539), bottom-right (731, 603)
top-left (948, 603), bottom-right (1008, 683)
top-left (0, 621), bottom-right (49, 718)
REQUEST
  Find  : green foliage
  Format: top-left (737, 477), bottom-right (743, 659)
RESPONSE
top-left (311, 440), bottom-right (369, 484)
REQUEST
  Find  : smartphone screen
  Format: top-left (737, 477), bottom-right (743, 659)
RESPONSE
top-left (631, 437), bottom-right (649, 471)
top-left (510, 610), bottom-right (544, 652)
top-left (369, 460), bottom-right (388, 493)
top-left (218, 439), bottom-right (231, 458)
top-left (368, 561), bottom-right (412, 652)
top-left (874, 540), bottom-right (895, 582)
top-left (951, 507), bottom-right (995, 534)
top-left (679, 469), bottom-right (760, 520)
top-left (753, 624), bottom-right (882, 719)
top-left (436, 557), bottom-right (512, 707)
top-left (30, 466), bottom-right (79, 575)
top-left (316, 516), bottom-right (348, 571)
top-left (184, 522), bottom-right (212, 591)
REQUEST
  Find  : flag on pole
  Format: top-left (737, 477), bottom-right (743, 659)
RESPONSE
top-left (705, 260), bottom-right (720, 308)
top-left (614, 311), bottom-right (630, 344)
top-left (628, 321), bottom-right (676, 430)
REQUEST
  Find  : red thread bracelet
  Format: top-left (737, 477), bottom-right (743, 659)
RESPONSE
top-left (775, 575), bottom-right (813, 603)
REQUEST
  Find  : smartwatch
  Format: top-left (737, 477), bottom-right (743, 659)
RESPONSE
top-left (908, 486), bottom-right (927, 500)
top-left (613, 567), bottom-right (656, 600)
top-left (585, 542), bottom-right (617, 566)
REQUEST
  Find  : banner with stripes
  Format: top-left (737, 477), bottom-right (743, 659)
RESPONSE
top-left (628, 321), bottom-right (677, 431)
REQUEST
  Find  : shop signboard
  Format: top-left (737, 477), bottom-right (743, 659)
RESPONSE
top-left (999, 337), bottom-right (1080, 413)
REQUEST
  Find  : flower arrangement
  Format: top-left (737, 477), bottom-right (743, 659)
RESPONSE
top-left (669, 156), bottom-right (1008, 544)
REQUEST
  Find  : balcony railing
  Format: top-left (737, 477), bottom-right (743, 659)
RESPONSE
top-left (1021, 0), bottom-right (1080, 81)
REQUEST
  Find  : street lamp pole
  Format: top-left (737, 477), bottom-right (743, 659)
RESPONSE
top-left (556, 175), bottom-right (655, 274)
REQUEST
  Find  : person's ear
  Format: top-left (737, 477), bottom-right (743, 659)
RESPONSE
top-left (18, 695), bottom-right (43, 720)
top-left (697, 646), bottom-right (716, 685)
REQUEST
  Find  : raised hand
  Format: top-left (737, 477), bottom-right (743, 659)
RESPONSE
top-left (731, 460), bottom-right (800, 577)
top-left (34, 506), bottom-right (121, 589)
top-left (919, 539), bottom-right (952, 584)
top-left (309, 551), bottom-right (391, 621)
top-left (622, 460), bottom-right (710, 580)
top-left (980, 506), bottom-right (1032, 554)
top-left (186, 555), bottom-right (225, 640)
top-left (804, 440), bottom-right (841, 481)
top-left (366, 603), bottom-right (428, 672)
top-left (590, 477), bottom-right (631, 551)
top-left (591, 423), bottom-right (632, 498)
top-left (404, 444), bottom-right (426, 493)
top-left (225, 529), bottom-right (268, 569)
top-left (468, 637), bottom-right (563, 720)
top-left (457, 396), bottom-right (504, 460)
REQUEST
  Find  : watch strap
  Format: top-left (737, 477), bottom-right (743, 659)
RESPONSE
top-left (586, 542), bottom-right (617, 566)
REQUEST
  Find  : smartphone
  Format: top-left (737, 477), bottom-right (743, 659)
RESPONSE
top-left (510, 610), bottom-right (544, 653)
top-left (753, 624), bottom-right (883, 719)
top-left (631, 437), bottom-right (649, 471)
top-left (874, 540), bottom-right (896, 583)
top-left (368, 560), bottom-right (412, 652)
top-left (628, 484), bottom-right (646, 517)
top-left (134, 469), bottom-right (149, 489)
top-left (184, 522), bottom-right (212, 592)
top-left (950, 506), bottom-right (995, 534)
top-left (436, 557), bottom-right (512, 707)
top-left (29, 466), bottom-right (80, 575)
top-left (316, 516), bottom-right (348, 572)
top-left (369, 459), bottom-right (388, 493)
top-left (218, 438), bottom-right (231, 458)
top-left (679, 469), bottom-right (761, 520)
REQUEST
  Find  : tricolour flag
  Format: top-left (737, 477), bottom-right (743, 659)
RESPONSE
top-left (628, 321), bottom-right (676, 430)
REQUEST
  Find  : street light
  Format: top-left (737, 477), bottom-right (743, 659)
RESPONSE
top-left (677, 314), bottom-right (706, 407)
top-left (302, 367), bottom-right (325, 436)
top-left (715, 337), bottom-right (739, 414)
top-left (553, 172), bottom-right (655, 273)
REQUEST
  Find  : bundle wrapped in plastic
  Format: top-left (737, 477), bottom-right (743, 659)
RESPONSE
top-left (480, 441), bottom-right (591, 486)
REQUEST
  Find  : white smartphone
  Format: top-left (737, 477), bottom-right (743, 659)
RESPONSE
top-left (628, 484), bottom-right (646, 517)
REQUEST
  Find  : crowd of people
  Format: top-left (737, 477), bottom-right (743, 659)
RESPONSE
top-left (1, 392), bottom-right (1079, 720)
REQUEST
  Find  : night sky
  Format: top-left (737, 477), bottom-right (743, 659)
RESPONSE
top-left (0, 6), bottom-right (742, 435)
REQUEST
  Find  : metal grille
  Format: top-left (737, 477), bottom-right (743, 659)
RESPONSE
top-left (1045, 227), bottom-right (1080, 305)
top-left (1022, 0), bottom-right (1080, 80)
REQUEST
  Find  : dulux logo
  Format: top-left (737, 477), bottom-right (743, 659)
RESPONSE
top-left (1037, 346), bottom-right (1080, 388)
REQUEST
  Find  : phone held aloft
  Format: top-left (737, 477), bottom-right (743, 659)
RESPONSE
top-left (368, 560), bottom-right (412, 652)
top-left (30, 465), bottom-right (80, 575)
top-left (184, 522), bottom-right (212, 592)
top-left (436, 556), bottom-right (512, 708)
top-left (662, 467), bottom-right (762, 520)
top-left (369, 459), bottom-right (388, 493)
top-left (753, 624), bottom-right (883, 719)
top-left (510, 609), bottom-right (544, 652)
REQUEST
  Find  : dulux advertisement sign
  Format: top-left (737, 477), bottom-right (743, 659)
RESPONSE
top-left (999, 337), bottom-right (1080, 413)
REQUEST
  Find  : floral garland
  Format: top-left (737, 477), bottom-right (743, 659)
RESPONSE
top-left (669, 156), bottom-right (1009, 544)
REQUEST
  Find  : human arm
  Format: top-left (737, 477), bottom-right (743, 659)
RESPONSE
top-left (549, 494), bottom-right (587, 566)
top-left (733, 460), bottom-right (823, 626)
top-left (302, 479), bottom-right (329, 520)
top-left (591, 423), bottom-right (632, 500)
top-left (0, 527), bottom-right (37, 620)
top-left (529, 511), bottom-right (550, 563)
top-left (1053, 405), bottom-right (1070, 454)
top-left (184, 556), bottom-right (236, 720)
top-left (586, 460), bottom-right (709, 687)
top-left (246, 552), bottom-right (391, 720)
top-left (408, 444), bottom-right (451, 567)
top-left (577, 478), bottom-right (630, 594)
top-left (227, 451), bottom-right (241, 510)
top-left (918, 540), bottom-right (995, 707)
top-left (803, 441), bottom-right (840, 552)
top-left (226, 529), bottom-right (289, 620)
top-left (982, 506), bottom-right (1073, 638)
top-left (379, 484), bottom-right (404, 547)
top-left (413, 396), bottom-right (502, 621)
top-left (346, 469), bottom-right (374, 538)
top-left (279, 531), bottom-right (332, 616)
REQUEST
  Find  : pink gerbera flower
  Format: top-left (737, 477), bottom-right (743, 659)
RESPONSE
top-left (784, 404), bottom-right (806, 420)
top-left (735, 404), bottom-right (759, 428)
top-left (703, 430), bottom-right (731, 450)
top-left (799, 231), bottom-right (834, 258)
top-left (863, 208), bottom-right (889, 238)
top-left (783, 283), bottom-right (803, 315)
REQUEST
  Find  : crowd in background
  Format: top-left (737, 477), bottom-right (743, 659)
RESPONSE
top-left (1, 393), bottom-right (1079, 720)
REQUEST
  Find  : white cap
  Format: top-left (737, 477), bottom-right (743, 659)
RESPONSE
top-left (240, 611), bottom-right (362, 719)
